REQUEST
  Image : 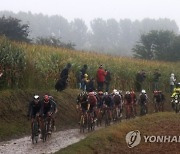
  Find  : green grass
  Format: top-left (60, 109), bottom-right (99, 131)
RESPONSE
top-left (57, 112), bottom-right (180, 154)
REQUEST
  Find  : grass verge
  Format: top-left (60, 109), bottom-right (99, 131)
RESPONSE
top-left (57, 112), bottom-right (180, 154)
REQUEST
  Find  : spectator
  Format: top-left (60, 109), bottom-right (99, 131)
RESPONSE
top-left (135, 70), bottom-right (146, 92)
top-left (86, 78), bottom-right (95, 92)
top-left (82, 73), bottom-right (89, 91)
top-left (76, 70), bottom-right (82, 89)
top-left (170, 73), bottom-right (176, 93)
top-left (80, 64), bottom-right (88, 90)
top-left (55, 63), bottom-right (72, 91)
top-left (153, 69), bottom-right (161, 91)
top-left (96, 65), bottom-right (107, 91)
top-left (105, 69), bottom-right (111, 92)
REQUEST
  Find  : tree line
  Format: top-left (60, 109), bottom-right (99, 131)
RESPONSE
top-left (0, 11), bottom-right (179, 61)
top-left (0, 11), bottom-right (179, 56)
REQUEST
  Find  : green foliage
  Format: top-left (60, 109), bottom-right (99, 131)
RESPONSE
top-left (133, 30), bottom-right (180, 61)
top-left (0, 37), bottom-right (26, 88)
top-left (0, 16), bottom-right (31, 42)
top-left (0, 36), bottom-right (179, 92)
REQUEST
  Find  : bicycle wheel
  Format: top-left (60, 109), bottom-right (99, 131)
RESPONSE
top-left (42, 120), bottom-right (48, 142)
top-left (80, 115), bottom-right (85, 133)
top-left (175, 103), bottom-right (179, 113)
top-left (32, 120), bottom-right (38, 144)
top-left (87, 113), bottom-right (93, 132)
top-left (105, 110), bottom-right (110, 127)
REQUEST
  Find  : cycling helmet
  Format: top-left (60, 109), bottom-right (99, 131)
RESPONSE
top-left (126, 91), bottom-right (130, 95)
top-left (34, 95), bottom-right (39, 100)
top-left (141, 89), bottom-right (146, 94)
top-left (113, 89), bottom-right (117, 94)
top-left (104, 92), bottom-right (108, 96)
top-left (84, 74), bottom-right (88, 78)
top-left (119, 90), bottom-right (122, 94)
top-left (44, 95), bottom-right (49, 102)
top-left (171, 73), bottom-right (174, 76)
top-left (115, 91), bottom-right (119, 95)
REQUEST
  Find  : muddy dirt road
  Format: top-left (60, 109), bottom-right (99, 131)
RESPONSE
top-left (0, 129), bottom-right (86, 154)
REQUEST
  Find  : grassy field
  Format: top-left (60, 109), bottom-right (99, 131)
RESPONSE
top-left (0, 36), bottom-right (179, 92)
top-left (0, 88), bottom-right (80, 141)
top-left (57, 112), bottom-right (180, 154)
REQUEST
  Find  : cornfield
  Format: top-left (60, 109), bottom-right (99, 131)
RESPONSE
top-left (0, 36), bottom-right (179, 92)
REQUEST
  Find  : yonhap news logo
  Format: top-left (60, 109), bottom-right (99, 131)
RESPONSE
top-left (126, 130), bottom-right (180, 148)
top-left (126, 130), bottom-right (141, 148)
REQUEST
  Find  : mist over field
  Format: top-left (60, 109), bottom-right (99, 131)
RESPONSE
top-left (0, 11), bottom-right (179, 56)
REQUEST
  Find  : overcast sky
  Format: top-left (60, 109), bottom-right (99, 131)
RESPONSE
top-left (0, 0), bottom-right (180, 28)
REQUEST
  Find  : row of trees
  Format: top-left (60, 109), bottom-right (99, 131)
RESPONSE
top-left (133, 30), bottom-right (180, 61)
top-left (0, 13), bottom-right (179, 61)
top-left (0, 11), bottom-right (179, 56)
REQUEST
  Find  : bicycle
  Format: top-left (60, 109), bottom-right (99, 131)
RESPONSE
top-left (113, 105), bottom-right (121, 122)
top-left (96, 108), bottom-right (103, 127)
top-left (104, 106), bottom-right (111, 127)
top-left (140, 103), bottom-right (147, 116)
top-left (125, 103), bottom-right (133, 119)
top-left (79, 110), bottom-right (87, 133)
top-left (31, 114), bottom-right (40, 144)
top-left (41, 114), bottom-right (53, 142)
top-left (87, 110), bottom-right (95, 132)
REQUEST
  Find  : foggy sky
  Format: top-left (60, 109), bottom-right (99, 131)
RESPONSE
top-left (0, 0), bottom-right (180, 28)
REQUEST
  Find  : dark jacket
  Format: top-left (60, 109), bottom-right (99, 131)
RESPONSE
top-left (41, 100), bottom-right (54, 115)
top-left (28, 100), bottom-right (41, 117)
top-left (105, 71), bottom-right (111, 83)
top-left (60, 68), bottom-right (69, 81)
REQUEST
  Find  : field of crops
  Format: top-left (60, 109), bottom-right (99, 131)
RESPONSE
top-left (0, 36), bottom-right (179, 92)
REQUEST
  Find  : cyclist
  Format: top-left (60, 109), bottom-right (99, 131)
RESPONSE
top-left (171, 82), bottom-right (180, 98)
top-left (27, 95), bottom-right (42, 134)
top-left (112, 91), bottom-right (122, 120)
top-left (130, 89), bottom-right (137, 117)
top-left (171, 83), bottom-right (180, 110)
top-left (41, 95), bottom-right (56, 134)
top-left (76, 91), bottom-right (88, 123)
top-left (49, 96), bottom-right (58, 131)
top-left (87, 92), bottom-right (97, 122)
top-left (124, 91), bottom-right (133, 119)
top-left (103, 92), bottom-right (113, 112)
top-left (139, 89), bottom-right (148, 116)
top-left (97, 91), bottom-right (104, 109)
top-left (153, 91), bottom-right (165, 112)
